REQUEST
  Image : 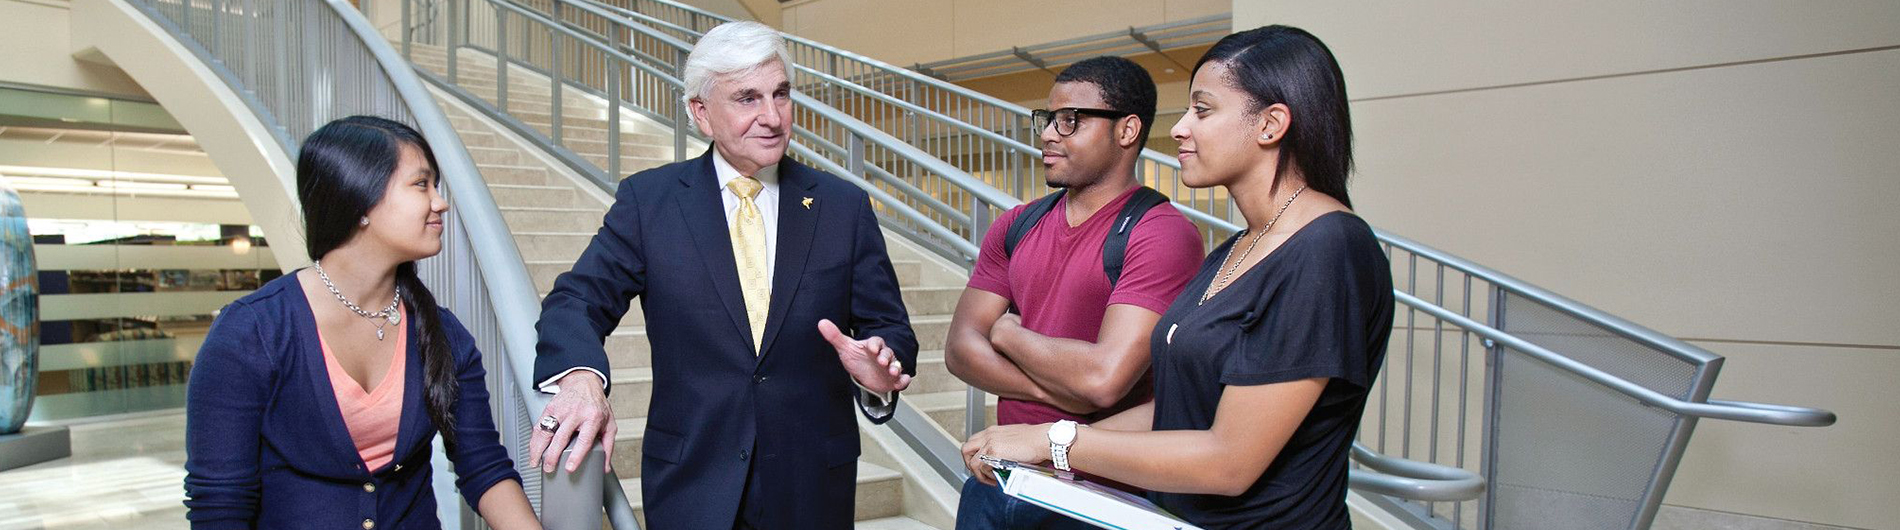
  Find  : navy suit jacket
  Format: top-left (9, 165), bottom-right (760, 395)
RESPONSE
top-left (534, 148), bottom-right (918, 529)
top-left (183, 273), bottom-right (520, 529)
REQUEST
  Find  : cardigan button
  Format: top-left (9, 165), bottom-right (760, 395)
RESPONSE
top-left (363, 482), bottom-right (376, 493)
top-left (362, 519), bottom-right (375, 529)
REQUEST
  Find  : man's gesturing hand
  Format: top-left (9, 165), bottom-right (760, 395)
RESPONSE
top-left (818, 319), bottom-right (911, 395)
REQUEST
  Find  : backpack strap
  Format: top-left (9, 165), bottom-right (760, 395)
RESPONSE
top-left (1003, 190), bottom-right (1066, 258)
top-left (1102, 187), bottom-right (1172, 288)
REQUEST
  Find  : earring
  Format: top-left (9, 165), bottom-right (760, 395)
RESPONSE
top-left (1263, 133), bottom-right (1273, 140)
top-left (360, 217), bottom-right (370, 226)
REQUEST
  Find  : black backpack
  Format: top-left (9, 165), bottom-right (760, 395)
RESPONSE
top-left (1002, 186), bottom-right (1172, 289)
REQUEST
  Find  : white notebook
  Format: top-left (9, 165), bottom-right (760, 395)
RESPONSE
top-left (982, 456), bottom-right (1203, 530)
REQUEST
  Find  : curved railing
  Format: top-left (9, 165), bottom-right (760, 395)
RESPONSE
top-left (394, 1), bottom-right (1836, 528)
top-left (390, 0), bottom-right (1492, 514)
top-left (580, 5), bottom-right (1843, 529)
top-left (120, 0), bottom-right (611, 527)
top-left (583, 0), bottom-right (1246, 252)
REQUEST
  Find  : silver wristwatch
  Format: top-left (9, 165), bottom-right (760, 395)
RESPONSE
top-left (1048, 420), bottom-right (1078, 471)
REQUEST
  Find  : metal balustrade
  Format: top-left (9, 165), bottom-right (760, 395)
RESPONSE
top-left (379, 1), bottom-right (1839, 528)
top-left (117, 0), bottom-right (601, 528)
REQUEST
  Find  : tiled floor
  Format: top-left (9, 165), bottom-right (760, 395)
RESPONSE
top-left (0, 412), bottom-right (190, 530)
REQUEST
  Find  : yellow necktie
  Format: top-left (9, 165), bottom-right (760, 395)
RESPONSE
top-left (726, 177), bottom-right (770, 352)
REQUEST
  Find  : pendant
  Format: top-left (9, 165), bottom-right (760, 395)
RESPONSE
top-left (376, 328), bottom-right (385, 341)
top-left (388, 310), bottom-right (400, 326)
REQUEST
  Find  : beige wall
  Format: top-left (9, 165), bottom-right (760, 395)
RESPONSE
top-left (0, 0), bottom-right (148, 98)
top-left (780, 0), bottom-right (1227, 66)
top-left (1234, 2), bottom-right (1899, 529)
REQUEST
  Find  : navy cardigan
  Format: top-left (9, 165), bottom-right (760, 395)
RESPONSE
top-left (183, 273), bottom-right (521, 529)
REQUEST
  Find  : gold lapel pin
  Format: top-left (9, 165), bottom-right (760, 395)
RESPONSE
top-left (802, 197), bottom-right (815, 209)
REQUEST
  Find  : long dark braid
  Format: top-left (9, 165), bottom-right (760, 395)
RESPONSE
top-left (298, 116), bottom-right (459, 450)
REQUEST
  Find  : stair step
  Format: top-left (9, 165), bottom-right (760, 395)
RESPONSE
top-left (579, 153), bottom-right (673, 174)
top-left (529, 124), bottom-right (671, 144)
top-left (607, 367), bottom-right (655, 419)
top-left (855, 517), bottom-right (945, 530)
top-left (544, 137), bottom-right (674, 159)
top-left (511, 231), bottom-right (594, 262)
top-left (910, 390), bottom-right (999, 442)
top-left (489, 184), bottom-right (582, 208)
top-left (476, 164), bottom-right (550, 186)
top-left (466, 146), bottom-right (522, 165)
top-left (500, 206), bottom-right (606, 233)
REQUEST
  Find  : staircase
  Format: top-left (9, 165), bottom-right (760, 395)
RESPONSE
top-left (402, 44), bottom-right (976, 528)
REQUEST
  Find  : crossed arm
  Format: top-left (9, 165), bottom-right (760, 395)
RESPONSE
top-left (943, 288), bottom-right (1162, 414)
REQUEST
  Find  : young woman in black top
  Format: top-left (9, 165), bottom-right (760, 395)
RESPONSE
top-left (961, 26), bottom-right (1394, 529)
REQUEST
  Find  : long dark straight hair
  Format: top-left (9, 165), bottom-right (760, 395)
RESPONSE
top-left (1195, 25), bottom-right (1355, 208)
top-left (297, 115), bottom-right (458, 449)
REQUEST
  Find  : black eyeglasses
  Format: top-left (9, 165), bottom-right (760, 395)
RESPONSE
top-left (1031, 107), bottom-right (1133, 137)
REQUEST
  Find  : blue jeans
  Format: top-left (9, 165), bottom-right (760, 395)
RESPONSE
top-left (956, 476), bottom-right (1099, 530)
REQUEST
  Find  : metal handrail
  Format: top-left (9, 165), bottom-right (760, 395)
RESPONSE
top-left (328, 2), bottom-right (551, 429)
top-left (1395, 291), bottom-right (1836, 427)
top-left (576, 0), bottom-right (1243, 250)
top-left (426, 0), bottom-right (1836, 522)
top-left (485, 0), bottom-right (1025, 252)
top-left (123, 0), bottom-right (584, 526)
top-left (523, 0), bottom-right (1495, 507)
top-left (1349, 443), bottom-right (1487, 502)
top-left (394, 0), bottom-right (997, 523)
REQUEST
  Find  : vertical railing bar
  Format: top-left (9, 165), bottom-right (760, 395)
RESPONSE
top-left (672, 47), bottom-right (687, 161)
top-left (1432, 263), bottom-right (1445, 463)
top-left (447, 0), bottom-right (459, 83)
top-left (495, 7), bottom-right (508, 113)
top-left (1456, 272), bottom-right (1473, 530)
top-left (211, 0), bottom-right (224, 58)
top-left (549, 1), bottom-right (563, 146)
top-left (1403, 252), bottom-right (1417, 461)
top-left (401, 0), bottom-right (412, 60)
top-left (1428, 262), bottom-right (1445, 517)
top-left (608, 54), bottom-right (623, 179)
top-left (273, 0), bottom-right (290, 139)
top-left (1480, 284), bottom-right (1506, 530)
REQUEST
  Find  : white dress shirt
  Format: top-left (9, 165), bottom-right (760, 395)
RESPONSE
top-left (539, 150), bottom-right (892, 409)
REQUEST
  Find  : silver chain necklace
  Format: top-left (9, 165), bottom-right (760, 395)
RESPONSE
top-left (1200, 185), bottom-right (1306, 305)
top-left (314, 259), bottom-right (401, 340)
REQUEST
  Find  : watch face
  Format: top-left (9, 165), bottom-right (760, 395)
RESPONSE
top-left (1049, 422), bottom-right (1077, 445)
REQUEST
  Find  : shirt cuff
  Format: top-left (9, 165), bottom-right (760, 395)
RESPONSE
top-left (855, 381), bottom-right (895, 411)
top-left (537, 367), bottom-right (609, 395)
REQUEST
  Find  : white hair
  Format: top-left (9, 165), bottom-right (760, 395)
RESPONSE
top-left (681, 21), bottom-right (793, 110)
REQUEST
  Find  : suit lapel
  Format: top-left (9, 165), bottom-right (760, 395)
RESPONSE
top-left (758, 162), bottom-right (819, 359)
top-left (675, 150), bottom-right (755, 351)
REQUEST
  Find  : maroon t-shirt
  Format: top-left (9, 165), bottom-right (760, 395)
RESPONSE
top-left (967, 186), bottom-right (1205, 427)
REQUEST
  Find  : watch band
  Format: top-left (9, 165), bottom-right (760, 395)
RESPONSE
top-left (1052, 442), bottom-right (1071, 471)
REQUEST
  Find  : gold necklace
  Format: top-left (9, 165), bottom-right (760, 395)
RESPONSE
top-left (1199, 186), bottom-right (1306, 305)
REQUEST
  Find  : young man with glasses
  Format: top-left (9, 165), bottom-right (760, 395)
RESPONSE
top-left (946, 56), bottom-right (1203, 529)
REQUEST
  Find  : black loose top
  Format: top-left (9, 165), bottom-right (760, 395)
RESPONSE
top-left (1146, 211), bottom-right (1394, 529)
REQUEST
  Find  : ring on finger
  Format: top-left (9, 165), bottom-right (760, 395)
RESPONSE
top-left (538, 414), bottom-right (560, 432)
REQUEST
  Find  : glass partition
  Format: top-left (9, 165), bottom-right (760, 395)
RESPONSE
top-left (0, 85), bottom-right (276, 421)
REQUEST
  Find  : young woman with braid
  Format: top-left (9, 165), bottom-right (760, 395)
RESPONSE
top-left (183, 116), bottom-right (539, 529)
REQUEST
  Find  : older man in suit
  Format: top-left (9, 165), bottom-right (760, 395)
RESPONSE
top-left (525, 21), bottom-right (916, 530)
